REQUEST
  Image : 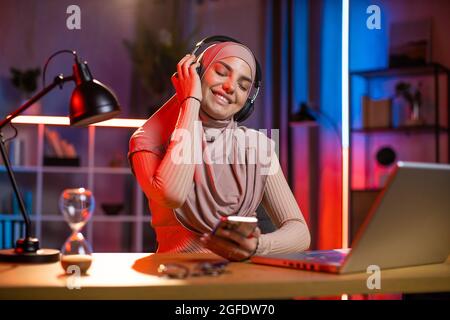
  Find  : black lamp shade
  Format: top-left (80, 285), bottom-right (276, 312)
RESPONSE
top-left (70, 79), bottom-right (121, 126)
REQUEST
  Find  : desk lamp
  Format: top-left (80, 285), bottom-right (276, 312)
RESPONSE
top-left (0, 50), bottom-right (121, 262)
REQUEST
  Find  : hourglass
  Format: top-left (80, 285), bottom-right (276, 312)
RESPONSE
top-left (59, 188), bottom-right (95, 274)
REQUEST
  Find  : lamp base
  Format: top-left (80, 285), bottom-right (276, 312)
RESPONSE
top-left (0, 248), bottom-right (60, 263)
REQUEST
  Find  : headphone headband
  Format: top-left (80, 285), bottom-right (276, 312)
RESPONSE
top-left (191, 35), bottom-right (261, 89)
top-left (192, 35), bottom-right (242, 55)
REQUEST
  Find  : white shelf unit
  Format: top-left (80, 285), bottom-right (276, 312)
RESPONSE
top-left (0, 116), bottom-right (152, 252)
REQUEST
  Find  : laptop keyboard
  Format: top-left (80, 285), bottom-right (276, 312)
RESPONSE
top-left (296, 250), bottom-right (349, 263)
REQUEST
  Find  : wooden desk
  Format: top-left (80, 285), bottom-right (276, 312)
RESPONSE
top-left (0, 253), bottom-right (449, 299)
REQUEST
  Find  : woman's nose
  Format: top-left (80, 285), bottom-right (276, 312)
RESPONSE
top-left (222, 80), bottom-right (235, 93)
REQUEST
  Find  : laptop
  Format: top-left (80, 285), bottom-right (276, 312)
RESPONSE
top-left (251, 161), bottom-right (450, 274)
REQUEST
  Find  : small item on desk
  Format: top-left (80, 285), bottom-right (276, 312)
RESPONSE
top-left (158, 260), bottom-right (229, 279)
top-left (59, 188), bottom-right (95, 274)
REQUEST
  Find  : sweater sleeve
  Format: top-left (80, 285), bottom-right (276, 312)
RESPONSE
top-left (130, 99), bottom-right (201, 208)
top-left (255, 155), bottom-right (311, 255)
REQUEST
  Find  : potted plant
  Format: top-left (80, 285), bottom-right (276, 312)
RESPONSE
top-left (10, 67), bottom-right (42, 115)
top-left (123, 2), bottom-right (200, 116)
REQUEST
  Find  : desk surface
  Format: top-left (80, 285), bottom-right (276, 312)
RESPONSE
top-left (0, 253), bottom-right (449, 299)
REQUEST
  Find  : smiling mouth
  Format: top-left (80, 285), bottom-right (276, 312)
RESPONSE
top-left (212, 91), bottom-right (231, 105)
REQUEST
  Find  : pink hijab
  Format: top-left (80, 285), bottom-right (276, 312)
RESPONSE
top-left (129, 42), bottom-right (273, 234)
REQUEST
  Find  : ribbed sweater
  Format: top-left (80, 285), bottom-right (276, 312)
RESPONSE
top-left (131, 99), bottom-right (311, 255)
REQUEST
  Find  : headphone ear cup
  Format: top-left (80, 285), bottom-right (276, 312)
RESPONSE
top-left (234, 100), bottom-right (254, 122)
top-left (196, 56), bottom-right (203, 76)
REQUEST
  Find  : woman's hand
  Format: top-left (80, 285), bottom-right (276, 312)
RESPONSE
top-left (171, 54), bottom-right (202, 103)
top-left (200, 227), bottom-right (261, 262)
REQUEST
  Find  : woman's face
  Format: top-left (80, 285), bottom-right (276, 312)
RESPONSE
top-left (201, 56), bottom-right (253, 120)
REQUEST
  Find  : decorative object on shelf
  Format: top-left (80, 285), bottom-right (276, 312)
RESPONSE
top-left (59, 188), bottom-right (94, 274)
top-left (388, 19), bottom-right (431, 68)
top-left (375, 146), bottom-right (397, 188)
top-left (101, 203), bottom-right (124, 216)
top-left (376, 146), bottom-right (397, 167)
top-left (394, 81), bottom-right (424, 127)
top-left (44, 128), bottom-right (77, 158)
top-left (0, 49), bottom-right (121, 263)
top-left (43, 127), bottom-right (79, 166)
top-left (10, 67), bottom-right (42, 115)
top-left (362, 96), bottom-right (392, 129)
top-left (6, 137), bottom-right (25, 166)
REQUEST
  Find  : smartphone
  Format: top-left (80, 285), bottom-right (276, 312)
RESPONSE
top-left (212, 216), bottom-right (258, 238)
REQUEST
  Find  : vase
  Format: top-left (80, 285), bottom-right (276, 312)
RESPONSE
top-left (405, 101), bottom-right (424, 126)
top-left (392, 98), bottom-right (408, 128)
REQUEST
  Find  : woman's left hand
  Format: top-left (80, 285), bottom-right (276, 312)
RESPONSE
top-left (200, 227), bottom-right (261, 261)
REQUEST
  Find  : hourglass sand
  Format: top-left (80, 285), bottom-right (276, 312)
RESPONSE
top-left (59, 188), bottom-right (95, 274)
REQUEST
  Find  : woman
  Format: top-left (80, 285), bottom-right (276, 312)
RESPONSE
top-left (129, 40), bottom-right (310, 261)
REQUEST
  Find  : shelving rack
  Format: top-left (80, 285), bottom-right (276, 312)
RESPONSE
top-left (348, 63), bottom-right (450, 239)
top-left (0, 116), bottom-right (152, 252)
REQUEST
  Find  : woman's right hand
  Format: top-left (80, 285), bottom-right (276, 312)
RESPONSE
top-left (171, 54), bottom-right (202, 104)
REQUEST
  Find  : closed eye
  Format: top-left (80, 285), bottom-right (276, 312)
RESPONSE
top-left (239, 84), bottom-right (249, 91)
top-left (215, 66), bottom-right (228, 77)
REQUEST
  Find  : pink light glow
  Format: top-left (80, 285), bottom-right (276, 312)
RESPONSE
top-left (11, 116), bottom-right (145, 128)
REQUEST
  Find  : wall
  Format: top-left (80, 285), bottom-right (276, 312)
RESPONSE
top-left (0, 0), bottom-right (268, 125)
top-left (0, 0), bottom-right (139, 118)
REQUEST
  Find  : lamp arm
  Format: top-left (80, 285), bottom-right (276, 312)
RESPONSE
top-left (0, 74), bottom-right (74, 240)
top-left (0, 74), bottom-right (74, 129)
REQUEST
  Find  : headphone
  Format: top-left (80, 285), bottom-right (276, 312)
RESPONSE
top-left (190, 35), bottom-right (262, 123)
